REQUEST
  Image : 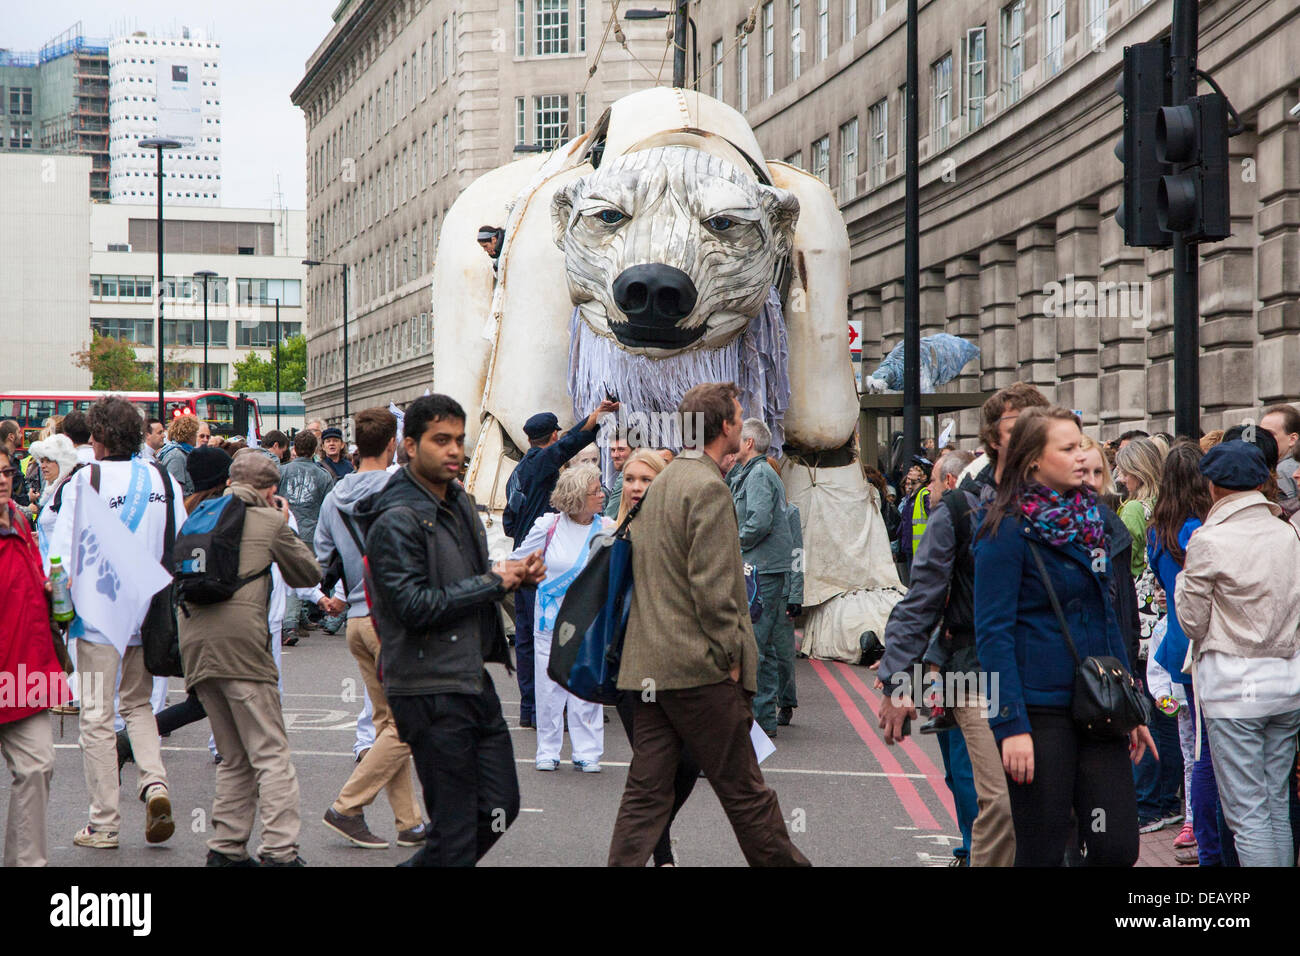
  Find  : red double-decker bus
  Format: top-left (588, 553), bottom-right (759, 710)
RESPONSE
top-left (0, 390), bottom-right (262, 445)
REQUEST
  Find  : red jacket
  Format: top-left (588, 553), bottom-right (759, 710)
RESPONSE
top-left (0, 502), bottom-right (69, 723)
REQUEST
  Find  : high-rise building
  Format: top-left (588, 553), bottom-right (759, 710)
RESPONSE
top-left (291, 0), bottom-right (667, 424)
top-left (0, 22), bottom-right (110, 201)
top-left (108, 28), bottom-right (222, 206)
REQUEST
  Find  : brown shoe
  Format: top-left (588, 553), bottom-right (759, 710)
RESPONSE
top-left (323, 807), bottom-right (389, 849)
top-left (144, 784), bottom-right (175, 844)
top-left (1174, 846), bottom-right (1199, 865)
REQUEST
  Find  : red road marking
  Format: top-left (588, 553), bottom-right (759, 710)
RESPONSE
top-left (833, 662), bottom-right (958, 826)
top-left (809, 659), bottom-right (940, 830)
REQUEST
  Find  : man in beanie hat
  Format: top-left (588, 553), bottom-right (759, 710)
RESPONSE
top-left (187, 445), bottom-right (234, 496)
top-left (1176, 439), bottom-right (1300, 866)
top-left (502, 399), bottom-right (618, 728)
top-left (178, 446), bottom-right (322, 866)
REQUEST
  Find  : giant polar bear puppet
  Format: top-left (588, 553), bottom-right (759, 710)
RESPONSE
top-left (432, 88), bottom-right (903, 663)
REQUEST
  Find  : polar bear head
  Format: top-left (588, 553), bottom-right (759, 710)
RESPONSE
top-left (552, 145), bottom-right (799, 358)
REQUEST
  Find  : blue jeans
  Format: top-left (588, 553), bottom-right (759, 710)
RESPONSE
top-left (1185, 685), bottom-right (1222, 865)
top-left (514, 587), bottom-right (536, 722)
top-left (751, 573), bottom-right (787, 733)
top-left (937, 724), bottom-right (977, 861)
top-left (1133, 689), bottom-right (1184, 820)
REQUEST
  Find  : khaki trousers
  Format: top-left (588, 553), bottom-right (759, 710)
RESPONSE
top-left (195, 677), bottom-right (301, 863)
top-left (952, 697), bottom-right (1016, 867)
top-left (332, 617), bottom-right (422, 830)
top-left (0, 711), bottom-right (55, 866)
top-left (77, 640), bottom-right (167, 831)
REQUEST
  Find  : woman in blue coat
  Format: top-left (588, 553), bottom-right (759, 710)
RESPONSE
top-left (974, 406), bottom-right (1157, 866)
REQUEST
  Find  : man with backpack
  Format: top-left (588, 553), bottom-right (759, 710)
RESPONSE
top-left (315, 408), bottom-right (426, 851)
top-left (503, 399), bottom-right (617, 728)
top-left (49, 397), bottom-right (187, 851)
top-left (177, 448), bottom-right (321, 866)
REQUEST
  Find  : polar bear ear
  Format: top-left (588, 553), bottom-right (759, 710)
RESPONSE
top-left (760, 185), bottom-right (800, 259)
top-left (551, 183), bottom-right (577, 250)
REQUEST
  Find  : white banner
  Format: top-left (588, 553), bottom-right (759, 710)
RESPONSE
top-left (156, 57), bottom-right (203, 148)
top-left (71, 489), bottom-right (172, 657)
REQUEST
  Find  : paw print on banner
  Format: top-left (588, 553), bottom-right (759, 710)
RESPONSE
top-left (96, 559), bottom-right (121, 601)
top-left (76, 532), bottom-right (100, 576)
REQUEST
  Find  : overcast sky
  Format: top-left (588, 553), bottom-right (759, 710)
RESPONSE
top-left (7, 1), bottom-right (336, 210)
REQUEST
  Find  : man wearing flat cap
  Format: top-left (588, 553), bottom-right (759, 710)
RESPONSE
top-left (502, 398), bottom-right (618, 728)
top-left (320, 426), bottom-right (355, 482)
top-left (178, 447), bottom-right (322, 866)
top-left (1175, 439), bottom-right (1300, 867)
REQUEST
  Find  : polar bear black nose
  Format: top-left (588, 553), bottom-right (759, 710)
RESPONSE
top-left (613, 264), bottom-right (698, 324)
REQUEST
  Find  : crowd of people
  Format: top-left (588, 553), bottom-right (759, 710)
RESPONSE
top-left (878, 386), bottom-right (1300, 867)
top-left (1, 384), bottom-right (1298, 868)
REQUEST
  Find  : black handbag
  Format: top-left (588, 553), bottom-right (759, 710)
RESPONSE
top-left (141, 462), bottom-right (183, 678)
top-left (1027, 542), bottom-right (1149, 739)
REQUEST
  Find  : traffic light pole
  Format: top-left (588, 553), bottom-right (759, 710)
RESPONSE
top-left (902, 0), bottom-right (921, 465)
top-left (1170, 0), bottom-right (1200, 438)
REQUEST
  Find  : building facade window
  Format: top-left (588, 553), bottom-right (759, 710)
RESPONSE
top-left (536, 0), bottom-right (570, 55)
top-left (839, 117), bottom-right (859, 200)
top-left (738, 26), bottom-right (749, 112)
top-left (762, 3), bottom-right (775, 98)
top-left (712, 39), bottom-right (725, 99)
top-left (931, 54), bottom-right (952, 151)
top-left (515, 97), bottom-right (527, 145)
top-left (845, 0), bottom-right (857, 39)
top-left (812, 135), bottom-right (830, 183)
top-left (235, 278), bottom-right (302, 307)
top-left (1086, 0), bottom-right (1110, 51)
top-left (576, 91), bottom-right (587, 133)
top-left (236, 320), bottom-right (302, 347)
top-left (898, 83), bottom-right (907, 165)
top-left (91, 317), bottom-right (153, 343)
top-left (966, 27), bottom-right (986, 131)
top-left (1044, 0), bottom-right (1065, 75)
top-left (868, 98), bottom-right (888, 187)
top-left (789, 0), bottom-right (802, 80)
top-left (816, 0), bottom-right (828, 61)
top-left (535, 94), bottom-right (569, 149)
top-left (874, 0), bottom-right (886, 17)
top-left (515, 1), bottom-right (526, 56)
top-left (578, 0), bottom-right (587, 52)
top-left (1000, 0), bottom-right (1025, 103)
top-left (784, 150), bottom-right (803, 169)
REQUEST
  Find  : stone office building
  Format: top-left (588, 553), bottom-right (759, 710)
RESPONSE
top-left (695, 0), bottom-right (1300, 440)
top-left (292, 0), bottom-right (668, 425)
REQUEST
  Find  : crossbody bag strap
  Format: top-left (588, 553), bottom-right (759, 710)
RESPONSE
top-left (613, 496), bottom-right (644, 539)
top-left (1026, 540), bottom-right (1083, 667)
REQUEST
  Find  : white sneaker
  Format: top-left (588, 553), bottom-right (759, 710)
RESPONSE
top-left (573, 760), bottom-right (602, 773)
top-left (535, 758), bottom-right (560, 771)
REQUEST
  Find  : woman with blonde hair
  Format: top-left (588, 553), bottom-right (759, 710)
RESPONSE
top-left (615, 448), bottom-right (666, 525)
top-left (1115, 438), bottom-right (1166, 638)
top-left (510, 463), bottom-right (613, 772)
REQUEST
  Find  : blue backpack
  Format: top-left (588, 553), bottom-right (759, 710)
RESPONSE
top-left (174, 496), bottom-right (270, 607)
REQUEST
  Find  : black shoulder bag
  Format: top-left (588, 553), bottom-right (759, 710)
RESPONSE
top-left (1026, 541), bottom-right (1149, 739)
top-left (141, 462), bottom-right (183, 677)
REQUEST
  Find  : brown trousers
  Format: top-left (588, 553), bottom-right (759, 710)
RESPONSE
top-left (195, 677), bottom-right (301, 863)
top-left (608, 680), bottom-right (810, 867)
top-left (332, 617), bottom-right (422, 830)
top-left (952, 697), bottom-right (1017, 867)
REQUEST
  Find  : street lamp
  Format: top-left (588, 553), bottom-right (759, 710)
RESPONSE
top-left (301, 259), bottom-right (350, 421)
top-left (273, 297), bottom-right (281, 430)
top-left (139, 136), bottom-right (182, 421)
top-left (194, 269), bottom-right (218, 390)
top-left (625, 4), bottom-right (693, 87)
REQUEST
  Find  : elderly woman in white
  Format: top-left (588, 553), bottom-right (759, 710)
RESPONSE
top-left (28, 433), bottom-right (82, 713)
top-left (510, 464), bottom-right (613, 772)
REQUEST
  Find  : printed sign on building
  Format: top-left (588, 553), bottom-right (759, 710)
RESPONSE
top-left (156, 58), bottom-right (203, 148)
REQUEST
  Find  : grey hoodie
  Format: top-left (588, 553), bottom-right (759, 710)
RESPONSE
top-left (315, 469), bottom-right (394, 617)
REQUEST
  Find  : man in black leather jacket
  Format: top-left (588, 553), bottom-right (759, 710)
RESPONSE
top-left (357, 393), bottom-right (545, 866)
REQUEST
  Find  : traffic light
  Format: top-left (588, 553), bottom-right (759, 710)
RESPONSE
top-left (1113, 40), bottom-right (1171, 248)
top-left (1155, 93), bottom-right (1231, 241)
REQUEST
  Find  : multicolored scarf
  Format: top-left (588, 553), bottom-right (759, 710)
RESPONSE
top-left (1018, 481), bottom-right (1106, 552)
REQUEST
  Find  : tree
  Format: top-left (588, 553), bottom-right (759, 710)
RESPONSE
top-left (230, 332), bottom-right (307, 393)
top-left (74, 333), bottom-right (155, 390)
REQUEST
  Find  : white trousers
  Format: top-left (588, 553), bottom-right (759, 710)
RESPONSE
top-left (1177, 707), bottom-right (1195, 825)
top-left (534, 629), bottom-right (604, 763)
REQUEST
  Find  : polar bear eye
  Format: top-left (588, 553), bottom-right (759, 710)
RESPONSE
top-left (594, 209), bottom-right (626, 225)
top-left (705, 215), bottom-right (738, 232)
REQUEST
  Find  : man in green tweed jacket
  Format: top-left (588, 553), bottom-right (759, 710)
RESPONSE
top-left (607, 382), bottom-right (810, 867)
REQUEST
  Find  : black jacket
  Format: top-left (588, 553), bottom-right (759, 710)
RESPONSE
top-left (356, 467), bottom-right (511, 697)
top-left (1100, 502), bottom-right (1142, 673)
top-left (503, 420), bottom-right (597, 546)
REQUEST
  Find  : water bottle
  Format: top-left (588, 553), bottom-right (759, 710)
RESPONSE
top-left (50, 556), bottom-right (75, 623)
